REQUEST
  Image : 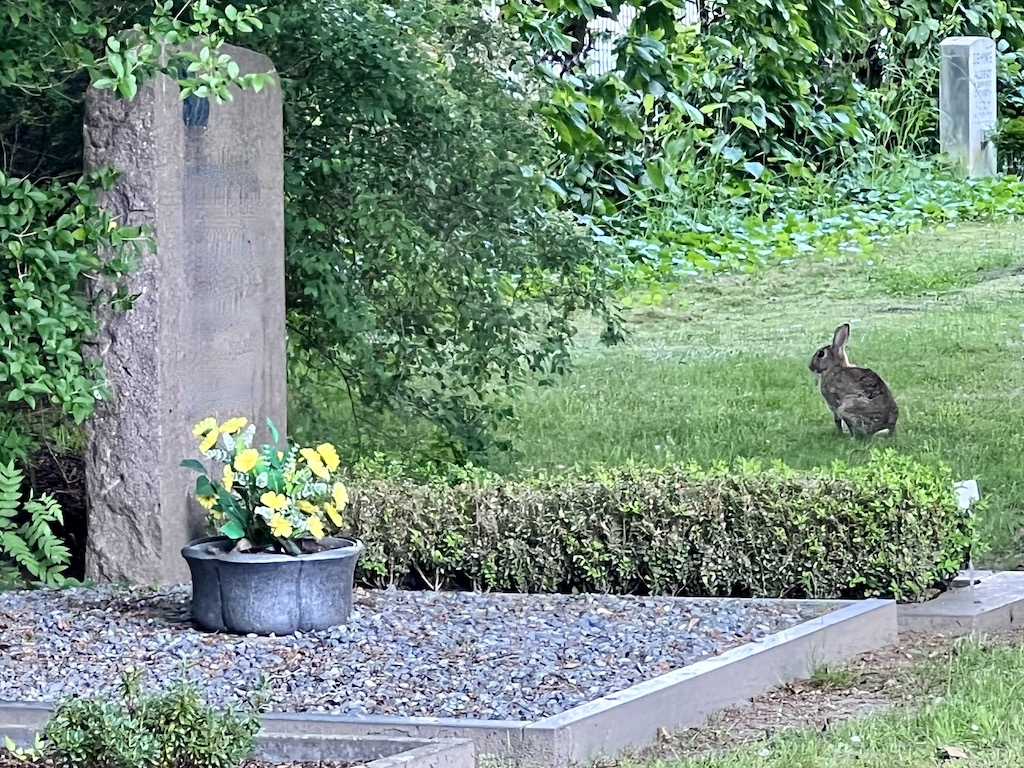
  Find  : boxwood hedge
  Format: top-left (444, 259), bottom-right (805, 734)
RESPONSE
top-left (345, 449), bottom-right (975, 602)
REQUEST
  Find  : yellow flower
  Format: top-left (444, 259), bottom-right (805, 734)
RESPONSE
top-left (316, 443), bottom-right (341, 472)
top-left (222, 466), bottom-right (234, 492)
top-left (234, 449), bottom-right (260, 473)
top-left (324, 502), bottom-right (343, 528)
top-left (221, 417), bottom-right (248, 434)
top-left (297, 500), bottom-right (318, 515)
top-left (307, 516), bottom-right (325, 540)
top-left (198, 428), bottom-right (220, 453)
top-left (269, 513), bottom-right (292, 538)
top-left (278, 451), bottom-right (285, 460)
top-left (300, 448), bottom-right (330, 480)
top-left (332, 482), bottom-right (349, 510)
top-left (192, 417), bottom-right (217, 438)
top-left (260, 491), bottom-right (288, 511)
top-left (197, 494), bottom-right (217, 510)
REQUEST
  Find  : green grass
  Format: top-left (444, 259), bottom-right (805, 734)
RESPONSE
top-left (806, 663), bottom-right (861, 691)
top-left (502, 222), bottom-right (1024, 566)
top-left (622, 635), bottom-right (1024, 767)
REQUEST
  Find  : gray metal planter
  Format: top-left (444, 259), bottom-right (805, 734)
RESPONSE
top-left (181, 535), bottom-right (364, 635)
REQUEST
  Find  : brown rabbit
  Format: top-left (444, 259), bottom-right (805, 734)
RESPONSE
top-left (809, 323), bottom-right (899, 435)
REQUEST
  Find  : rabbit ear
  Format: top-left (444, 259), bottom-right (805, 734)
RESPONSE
top-left (832, 323), bottom-right (850, 351)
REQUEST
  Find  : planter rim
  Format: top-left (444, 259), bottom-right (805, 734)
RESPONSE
top-left (182, 534), bottom-right (364, 564)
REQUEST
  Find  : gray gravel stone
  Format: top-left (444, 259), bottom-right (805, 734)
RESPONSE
top-left (0, 585), bottom-right (829, 720)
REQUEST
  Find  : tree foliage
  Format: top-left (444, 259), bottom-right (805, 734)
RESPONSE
top-left (501, 0), bottom-right (1024, 220)
top-left (5, 0), bottom-right (1024, 480)
top-left (1, 0), bottom-right (623, 470)
top-left (253, 0), bottom-right (623, 460)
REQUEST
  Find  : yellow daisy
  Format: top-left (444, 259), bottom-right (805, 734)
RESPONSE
top-left (260, 491), bottom-right (288, 511)
top-left (198, 428), bottom-right (220, 453)
top-left (192, 417), bottom-right (217, 438)
top-left (220, 417), bottom-right (248, 434)
top-left (234, 449), bottom-right (260, 473)
top-left (300, 448), bottom-right (330, 480)
top-left (332, 482), bottom-right (349, 510)
top-left (324, 502), bottom-right (343, 528)
top-left (197, 494), bottom-right (217, 510)
top-left (297, 500), bottom-right (318, 514)
top-left (316, 443), bottom-right (341, 472)
top-left (307, 516), bottom-right (325, 540)
top-left (269, 513), bottom-right (292, 538)
top-left (222, 465), bottom-right (234, 492)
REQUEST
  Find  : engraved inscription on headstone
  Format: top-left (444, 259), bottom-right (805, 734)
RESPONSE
top-left (940, 36), bottom-right (998, 178)
top-left (82, 45), bottom-right (286, 585)
top-left (970, 47), bottom-right (996, 130)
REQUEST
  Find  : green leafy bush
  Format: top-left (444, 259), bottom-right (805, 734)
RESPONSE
top-left (347, 449), bottom-right (974, 602)
top-left (260, 0), bottom-right (623, 461)
top-left (1, 2), bottom-right (269, 485)
top-left (0, 460), bottom-right (71, 587)
top-left (42, 669), bottom-right (265, 768)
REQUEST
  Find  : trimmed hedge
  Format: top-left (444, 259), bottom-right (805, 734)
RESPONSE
top-left (346, 449), bottom-right (976, 602)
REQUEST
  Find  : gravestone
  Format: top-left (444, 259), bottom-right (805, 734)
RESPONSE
top-left (939, 36), bottom-right (998, 178)
top-left (82, 45), bottom-right (286, 585)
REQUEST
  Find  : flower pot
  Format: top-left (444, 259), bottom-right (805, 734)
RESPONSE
top-left (181, 535), bottom-right (364, 635)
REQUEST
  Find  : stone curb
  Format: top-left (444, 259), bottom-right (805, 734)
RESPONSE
top-left (897, 570), bottom-right (1024, 636)
top-left (0, 597), bottom-right (897, 766)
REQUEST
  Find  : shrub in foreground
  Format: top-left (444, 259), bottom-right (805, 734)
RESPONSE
top-left (348, 449), bottom-right (975, 602)
top-left (41, 670), bottom-right (265, 768)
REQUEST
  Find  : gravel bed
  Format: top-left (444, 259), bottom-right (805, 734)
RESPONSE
top-left (0, 586), bottom-right (831, 721)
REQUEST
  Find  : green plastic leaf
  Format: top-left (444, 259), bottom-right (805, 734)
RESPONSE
top-left (219, 521), bottom-right (245, 539)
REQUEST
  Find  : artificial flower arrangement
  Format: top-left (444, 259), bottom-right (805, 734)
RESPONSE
top-left (181, 416), bottom-right (350, 555)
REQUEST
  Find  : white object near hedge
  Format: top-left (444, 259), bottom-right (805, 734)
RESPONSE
top-left (954, 478), bottom-right (981, 590)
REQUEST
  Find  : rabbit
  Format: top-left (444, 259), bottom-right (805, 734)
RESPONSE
top-left (808, 323), bottom-right (899, 436)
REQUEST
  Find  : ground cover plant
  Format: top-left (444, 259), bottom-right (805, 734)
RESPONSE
top-left (0, 669), bottom-right (295, 768)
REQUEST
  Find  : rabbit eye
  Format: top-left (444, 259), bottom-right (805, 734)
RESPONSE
top-left (816, 350), bottom-right (826, 358)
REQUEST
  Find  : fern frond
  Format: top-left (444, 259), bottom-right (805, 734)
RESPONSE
top-left (0, 473), bottom-right (72, 588)
top-left (0, 461), bottom-right (24, 524)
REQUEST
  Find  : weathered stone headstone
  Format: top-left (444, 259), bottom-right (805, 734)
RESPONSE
top-left (940, 36), bottom-right (998, 178)
top-left (83, 45), bottom-right (286, 585)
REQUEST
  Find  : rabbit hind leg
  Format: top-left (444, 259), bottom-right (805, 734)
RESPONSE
top-left (835, 400), bottom-right (874, 435)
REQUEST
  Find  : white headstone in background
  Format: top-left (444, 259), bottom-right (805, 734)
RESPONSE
top-left (940, 36), bottom-right (998, 178)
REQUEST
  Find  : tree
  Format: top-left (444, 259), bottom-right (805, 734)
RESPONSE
top-left (1, 0), bottom-right (623, 470)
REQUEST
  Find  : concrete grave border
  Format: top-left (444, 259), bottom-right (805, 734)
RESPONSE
top-left (897, 570), bottom-right (1024, 635)
top-left (0, 598), bottom-right (896, 767)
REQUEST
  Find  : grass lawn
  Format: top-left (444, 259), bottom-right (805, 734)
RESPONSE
top-left (617, 633), bottom-right (1024, 768)
top-left (503, 221), bottom-right (1024, 566)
